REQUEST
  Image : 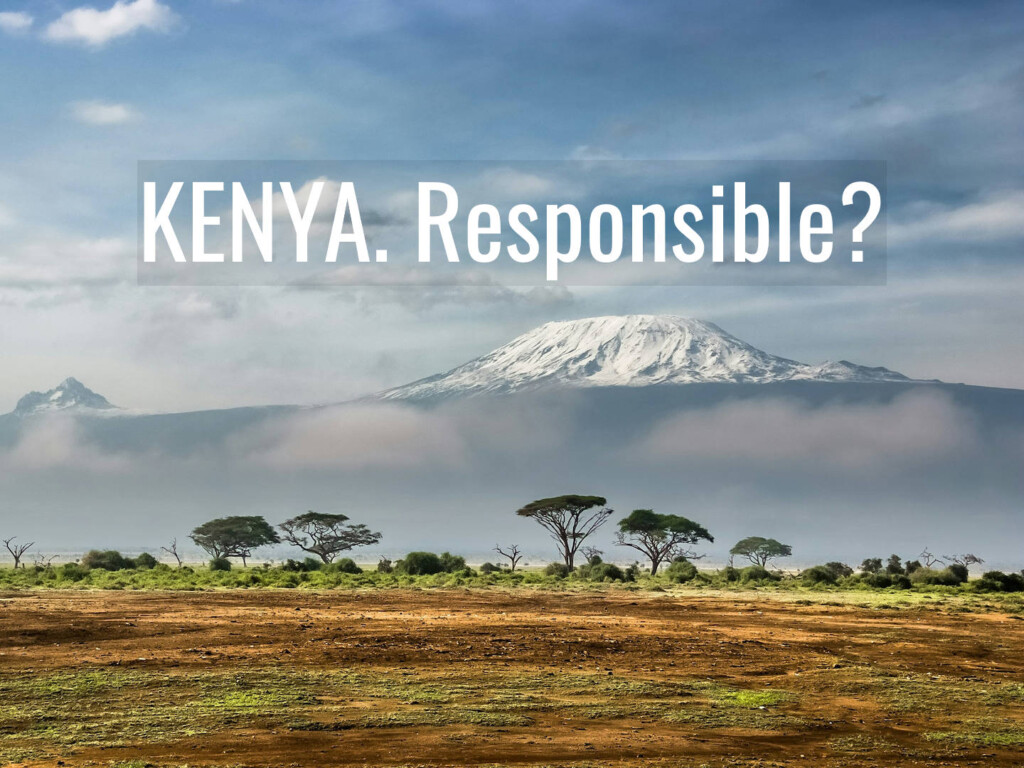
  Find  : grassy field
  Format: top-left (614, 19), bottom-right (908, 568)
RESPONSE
top-left (1, 587), bottom-right (1024, 767)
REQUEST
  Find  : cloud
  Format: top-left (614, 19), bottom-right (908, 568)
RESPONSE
top-left (70, 100), bottom-right (139, 125)
top-left (1, 416), bottom-right (130, 472)
top-left (45, 0), bottom-right (176, 47)
top-left (890, 191), bottom-right (1024, 245)
top-left (633, 390), bottom-right (978, 471)
top-left (232, 403), bottom-right (467, 471)
top-left (0, 11), bottom-right (33, 32)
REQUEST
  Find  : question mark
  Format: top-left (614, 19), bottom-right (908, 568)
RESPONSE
top-left (842, 181), bottom-right (881, 263)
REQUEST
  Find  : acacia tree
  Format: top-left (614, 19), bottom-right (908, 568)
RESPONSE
top-left (3, 537), bottom-right (33, 569)
top-left (279, 511), bottom-right (382, 564)
top-left (189, 516), bottom-right (280, 566)
top-left (494, 544), bottom-right (523, 572)
top-left (516, 495), bottom-right (612, 570)
top-left (615, 509), bottom-right (713, 575)
top-left (730, 536), bottom-right (792, 568)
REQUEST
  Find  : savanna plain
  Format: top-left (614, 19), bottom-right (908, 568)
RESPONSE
top-left (2, 586), bottom-right (1024, 768)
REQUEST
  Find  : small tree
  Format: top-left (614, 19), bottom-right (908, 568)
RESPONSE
top-left (3, 537), bottom-right (33, 569)
top-left (860, 557), bottom-right (883, 574)
top-left (189, 516), bottom-right (280, 567)
top-left (730, 536), bottom-right (792, 568)
top-left (516, 495), bottom-right (612, 570)
top-left (886, 554), bottom-right (904, 575)
top-left (279, 511), bottom-right (382, 564)
top-left (161, 538), bottom-right (183, 568)
top-left (494, 544), bottom-right (523, 572)
top-left (615, 510), bottom-right (713, 575)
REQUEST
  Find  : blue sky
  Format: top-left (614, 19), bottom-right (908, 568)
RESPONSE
top-left (1, 0), bottom-right (1023, 410)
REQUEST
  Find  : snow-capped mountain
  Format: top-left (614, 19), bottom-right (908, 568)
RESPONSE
top-left (382, 315), bottom-right (911, 400)
top-left (12, 377), bottom-right (117, 416)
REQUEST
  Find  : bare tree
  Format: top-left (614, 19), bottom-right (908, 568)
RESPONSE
top-left (919, 548), bottom-right (944, 568)
top-left (581, 546), bottom-right (604, 563)
top-left (3, 537), bottom-right (34, 569)
top-left (33, 553), bottom-right (57, 568)
top-left (494, 544), bottom-right (523, 572)
top-left (161, 538), bottom-right (183, 568)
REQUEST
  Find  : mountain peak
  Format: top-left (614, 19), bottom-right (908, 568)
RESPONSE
top-left (381, 314), bottom-right (911, 400)
top-left (13, 377), bottom-right (117, 416)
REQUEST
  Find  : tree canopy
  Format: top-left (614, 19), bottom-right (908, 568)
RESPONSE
top-left (516, 494), bottom-right (611, 570)
top-left (615, 509), bottom-right (713, 575)
top-left (190, 516), bottom-right (280, 566)
top-left (279, 511), bottom-right (382, 564)
top-left (729, 536), bottom-right (792, 568)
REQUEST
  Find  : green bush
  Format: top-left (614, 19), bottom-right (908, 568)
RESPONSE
top-left (209, 557), bottom-right (232, 572)
top-left (544, 562), bottom-right (570, 578)
top-left (909, 567), bottom-right (965, 586)
top-left (81, 550), bottom-right (133, 571)
top-left (332, 557), bottom-right (362, 574)
top-left (133, 552), bottom-right (159, 569)
top-left (396, 551), bottom-right (443, 575)
top-left (802, 565), bottom-right (838, 585)
top-left (976, 571), bottom-right (1024, 592)
top-left (376, 558), bottom-right (393, 574)
top-left (479, 562), bottom-right (501, 574)
top-left (576, 562), bottom-right (627, 582)
top-left (664, 558), bottom-right (698, 583)
top-left (439, 552), bottom-right (467, 573)
top-left (57, 563), bottom-right (87, 582)
top-left (739, 565), bottom-right (779, 583)
top-left (824, 561), bottom-right (854, 579)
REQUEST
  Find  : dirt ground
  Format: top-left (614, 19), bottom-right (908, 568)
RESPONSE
top-left (2, 588), bottom-right (1024, 767)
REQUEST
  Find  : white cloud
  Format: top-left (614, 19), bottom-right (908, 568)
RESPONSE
top-left (890, 190), bottom-right (1024, 245)
top-left (633, 390), bottom-right (978, 471)
top-left (70, 100), bottom-right (139, 125)
top-left (45, 0), bottom-right (176, 47)
top-left (1, 416), bottom-right (130, 473)
top-left (0, 11), bottom-right (33, 32)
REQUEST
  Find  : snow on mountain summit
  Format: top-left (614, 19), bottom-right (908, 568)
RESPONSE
top-left (13, 377), bottom-right (117, 415)
top-left (382, 315), bottom-right (911, 400)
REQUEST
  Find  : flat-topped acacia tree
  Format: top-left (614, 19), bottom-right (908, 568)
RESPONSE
top-left (279, 511), bottom-right (382, 564)
top-left (615, 509), bottom-right (713, 575)
top-left (730, 536), bottom-right (792, 568)
top-left (189, 516), bottom-right (280, 567)
top-left (516, 494), bottom-right (612, 570)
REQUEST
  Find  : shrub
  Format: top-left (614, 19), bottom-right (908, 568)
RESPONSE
top-left (904, 559), bottom-right (923, 575)
top-left (576, 562), bottom-right (627, 582)
top-left (479, 562), bottom-right (501, 574)
top-left (824, 561), bottom-right (854, 579)
top-left (802, 565), bottom-right (838, 585)
top-left (281, 558), bottom-right (323, 572)
top-left (376, 558), bottom-right (393, 574)
top-left (720, 565), bottom-right (740, 582)
top-left (133, 552), bottom-right (158, 570)
top-left (396, 552), bottom-right (443, 575)
top-left (859, 572), bottom-right (892, 588)
top-left (909, 567), bottom-right (965, 586)
top-left (739, 565), bottom-right (779, 583)
top-left (890, 574), bottom-right (912, 589)
top-left (332, 557), bottom-right (362, 574)
top-left (57, 563), bottom-right (87, 582)
top-left (544, 562), bottom-right (570, 578)
top-left (439, 552), bottom-right (467, 573)
top-left (976, 571), bottom-right (1024, 592)
top-left (664, 558), bottom-right (698, 583)
top-left (81, 550), bottom-right (133, 571)
top-left (209, 557), bottom-right (232, 572)
top-left (947, 563), bottom-right (969, 583)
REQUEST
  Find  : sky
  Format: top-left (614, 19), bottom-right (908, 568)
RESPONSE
top-left (2, 0), bottom-right (1024, 412)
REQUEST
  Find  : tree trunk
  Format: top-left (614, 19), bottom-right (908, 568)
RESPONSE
top-left (650, 557), bottom-right (660, 576)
